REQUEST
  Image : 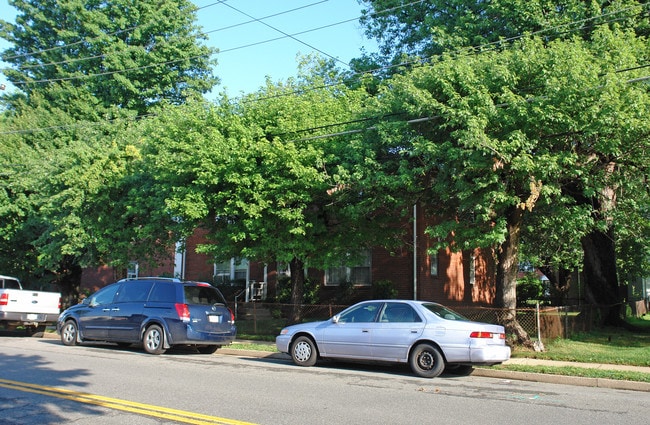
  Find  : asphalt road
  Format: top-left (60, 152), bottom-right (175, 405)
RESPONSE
top-left (0, 335), bottom-right (648, 425)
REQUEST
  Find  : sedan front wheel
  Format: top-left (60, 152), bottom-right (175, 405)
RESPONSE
top-left (291, 336), bottom-right (318, 367)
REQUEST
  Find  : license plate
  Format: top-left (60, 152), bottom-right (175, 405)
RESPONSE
top-left (208, 315), bottom-right (221, 323)
top-left (26, 314), bottom-right (38, 321)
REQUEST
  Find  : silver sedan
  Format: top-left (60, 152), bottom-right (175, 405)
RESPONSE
top-left (276, 300), bottom-right (511, 378)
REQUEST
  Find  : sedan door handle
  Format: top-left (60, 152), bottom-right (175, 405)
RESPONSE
top-left (362, 329), bottom-right (369, 333)
top-left (111, 308), bottom-right (120, 312)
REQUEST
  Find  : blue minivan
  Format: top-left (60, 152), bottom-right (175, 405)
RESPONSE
top-left (57, 277), bottom-right (236, 354)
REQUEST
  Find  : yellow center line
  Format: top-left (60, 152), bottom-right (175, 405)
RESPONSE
top-left (0, 378), bottom-right (257, 425)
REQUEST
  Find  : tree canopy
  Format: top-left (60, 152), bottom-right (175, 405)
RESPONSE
top-left (358, 0), bottom-right (650, 63)
top-left (0, 0), bottom-right (217, 116)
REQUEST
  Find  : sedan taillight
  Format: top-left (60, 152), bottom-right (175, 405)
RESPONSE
top-left (470, 331), bottom-right (505, 339)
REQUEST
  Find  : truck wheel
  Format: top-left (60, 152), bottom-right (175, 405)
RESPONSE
top-left (61, 320), bottom-right (79, 346)
top-left (26, 324), bottom-right (46, 337)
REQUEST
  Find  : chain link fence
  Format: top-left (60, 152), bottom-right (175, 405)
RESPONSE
top-left (232, 301), bottom-right (601, 344)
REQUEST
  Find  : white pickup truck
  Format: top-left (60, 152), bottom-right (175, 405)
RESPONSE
top-left (0, 274), bottom-right (61, 336)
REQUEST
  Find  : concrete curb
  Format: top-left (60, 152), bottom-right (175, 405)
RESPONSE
top-left (472, 367), bottom-right (650, 392)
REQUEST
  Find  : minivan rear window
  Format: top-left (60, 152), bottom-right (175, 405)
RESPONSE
top-left (184, 285), bottom-right (226, 306)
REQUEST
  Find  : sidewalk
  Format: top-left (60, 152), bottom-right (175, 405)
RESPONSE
top-left (223, 341), bottom-right (650, 392)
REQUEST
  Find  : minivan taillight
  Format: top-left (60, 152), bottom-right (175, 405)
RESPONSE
top-left (175, 303), bottom-right (190, 322)
top-left (227, 308), bottom-right (235, 325)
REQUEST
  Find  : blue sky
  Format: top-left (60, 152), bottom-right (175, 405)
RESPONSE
top-left (0, 0), bottom-right (377, 97)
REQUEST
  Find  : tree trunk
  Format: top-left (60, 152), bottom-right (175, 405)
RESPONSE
top-left (495, 206), bottom-right (535, 349)
top-left (539, 264), bottom-right (572, 305)
top-left (581, 227), bottom-right (626, 325)
top-left (57, 258), bottom-right (83, 309)
top-left (288, 257), bottom-right (305, 325)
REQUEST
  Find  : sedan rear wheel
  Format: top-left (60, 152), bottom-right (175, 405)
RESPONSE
top-left (291, 336), bottom-right (318, 367)
top-left (143, 324), bottom-right (166, 355)
top-left (409, 343), bottom-right (445, 378)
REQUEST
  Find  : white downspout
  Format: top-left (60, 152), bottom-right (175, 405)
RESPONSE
top-left (174, 241), bottom-right (185, 279)
top-left (413, 204), bottom-right (417, 300)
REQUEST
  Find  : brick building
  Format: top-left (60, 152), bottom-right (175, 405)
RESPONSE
top-left (81, 205), bottom-right (497, 307)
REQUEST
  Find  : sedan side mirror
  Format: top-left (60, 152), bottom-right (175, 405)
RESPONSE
top-left (332, 315), bottom-right (340, 324)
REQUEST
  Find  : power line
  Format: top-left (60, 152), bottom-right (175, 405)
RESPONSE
top-left (0, 1), bottom-right (343, 75)
top-left (1, 0), bottom-right (227, 62)
top-left (1, 2), bottom-right (648, 135)
top-left (0, 0), bottom-right (430, 86)
top-left (2, 0), bottom-right (646, 86)
top-left (218, 1), bottom-right (350, 69)
top-left (2, 71), bottom-right (648, 137)
top-left (238, 4), bottom-right (650, 105)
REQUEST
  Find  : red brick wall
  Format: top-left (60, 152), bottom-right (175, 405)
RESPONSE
top-left (183, 228), bottom-right (214, 281)
top-left (81, 205), bottom-right (498, 307)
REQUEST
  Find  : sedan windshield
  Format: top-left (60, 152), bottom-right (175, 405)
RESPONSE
top-left (422, 303), bottom-right (469, 321)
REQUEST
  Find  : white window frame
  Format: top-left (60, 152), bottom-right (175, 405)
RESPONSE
top-left (213, 257), bottom-right (249, 283)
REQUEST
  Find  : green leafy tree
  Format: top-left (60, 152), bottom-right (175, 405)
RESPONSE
top-left (358, 0), bottom-right (649, 64)
top-left (0, 0), bottom-right (217, 301)
top-left (136, 58), bottom-right (406, 323)
top-left (365, 29), bottom-right (649, 344)
top-left (358, 0), bottom-right (650, 328)
top-left (0, 0), bottom-right (217, 116)
top-left (0, 102), bottom-right (153, 304)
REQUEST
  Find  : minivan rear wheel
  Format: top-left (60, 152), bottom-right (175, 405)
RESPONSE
top-left (143, 324), bottom-right (166, 355)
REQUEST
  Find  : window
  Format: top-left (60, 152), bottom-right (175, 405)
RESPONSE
top-left (184, 286), bottom-right (226, 306)
top-left (380, 303), bottom-right (422, 323)
top-left (276, 263), bottom-right (290, 277)
top-left (90, 284), bottom-right (120, 306)
top-left (430, 253), bottom-right (438, 277)
top-left (115, 281), bottom-right (153, 303)
top-left (337, 302), bottom-right (382, 323)
top-left (214, 258), bottom-right (249, 283)
top-left (233, 258), bottom-right (248, 280)
top-left (325, 250), bottom-right (371, 286)
top-left (127, 261), bottom-right (139, 279)
top-left (469, 255), bottom-right (476, 285)
top-left (149, 282), bottom-right (178, 303)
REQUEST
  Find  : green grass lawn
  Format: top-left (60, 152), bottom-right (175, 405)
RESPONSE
top-left (513, 327), bottom-right (650, 367)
